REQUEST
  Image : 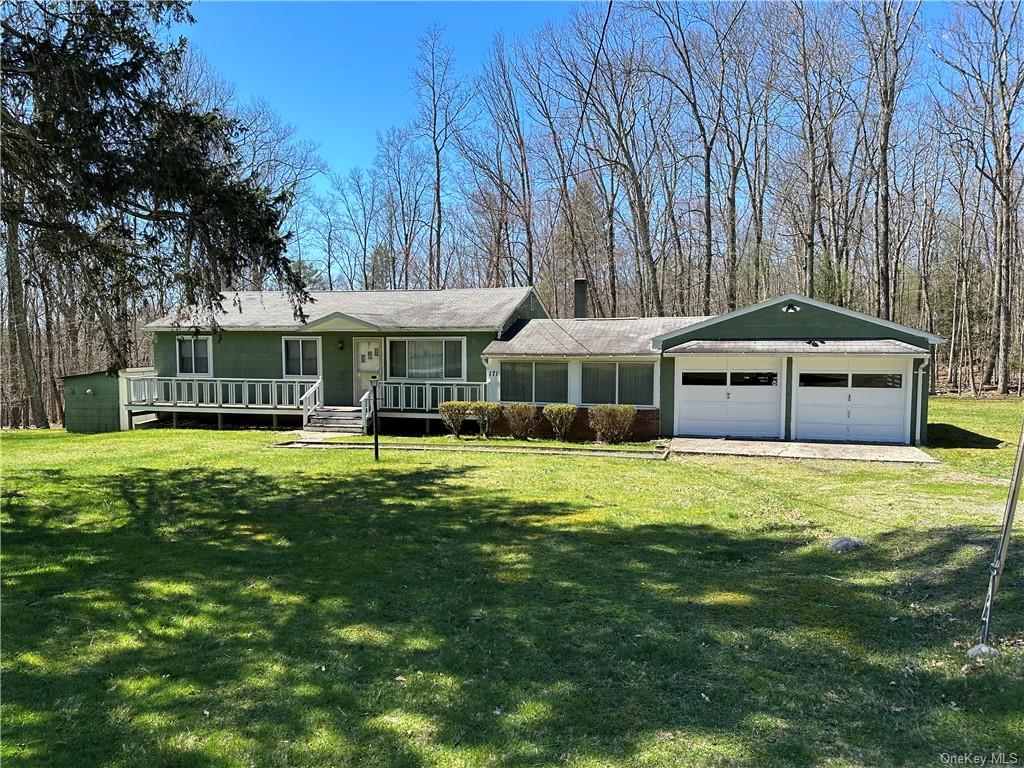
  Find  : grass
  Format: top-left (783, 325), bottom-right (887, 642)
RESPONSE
top-left (322, 434), bottom-right (664, 452)
top-left (2, 396), bottom-right (1022, 768)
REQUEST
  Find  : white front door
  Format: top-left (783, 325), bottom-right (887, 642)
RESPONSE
top-left (354, 338), bottom-right (383, 401)
top-left (675, 355), bottom-right (783, 438)
top-left (793, 356), bottom-right (910, 443)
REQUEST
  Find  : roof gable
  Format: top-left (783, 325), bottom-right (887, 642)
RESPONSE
top-left (299, 311), bottom-right (382, 332)
top-left (651, 294), bottom-right (941, 351)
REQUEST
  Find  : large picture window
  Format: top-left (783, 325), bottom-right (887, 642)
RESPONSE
top-left (283, 337), bottom-right (320, 377)
top-left (581, 362), bottom-right (655, 406)
top-left (388, 338), bottom-right (464, 380)
top-left (176, 336), bottom-right (211, 376)
top-left (500, 361), bottom-right (568, 403)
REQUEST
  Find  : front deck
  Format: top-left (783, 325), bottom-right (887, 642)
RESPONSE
top-left (124, 375), bottom-right (488, 430)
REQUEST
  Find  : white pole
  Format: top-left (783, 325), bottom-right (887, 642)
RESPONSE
top-left (969, 417), bottom-right (1024, 659)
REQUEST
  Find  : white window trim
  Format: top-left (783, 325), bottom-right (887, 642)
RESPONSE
top-left (385, 336), bottom-right (467, 381)
top-left (176, 335), bottom-right (213, 378)
top-left (580, 361), bottom-right (656, 408)
top-left (281, 335), bottom-right (323, 379)
top-left (499, 360), bottom-right (571, 405)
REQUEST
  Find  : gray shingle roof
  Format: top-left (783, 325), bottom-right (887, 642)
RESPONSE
top-left (483, 317), bottom-right (711, 357)
top-left (664, 339), bottom-right (928, 355)
top-left (145, 287), bottom-right (538, 331)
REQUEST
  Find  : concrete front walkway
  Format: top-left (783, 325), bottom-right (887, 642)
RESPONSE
top-left (669, 437), bottom-right (938, 464)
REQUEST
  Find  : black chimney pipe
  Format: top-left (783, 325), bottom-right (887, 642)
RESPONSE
top-left (573, 278), bottom-right (588, 319)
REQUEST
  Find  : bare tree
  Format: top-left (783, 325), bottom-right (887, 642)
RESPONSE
top-left (414, 25), bottom-right (472, 289)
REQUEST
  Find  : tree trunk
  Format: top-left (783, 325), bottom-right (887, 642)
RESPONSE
top-left (6, 212), bottom-right (49, 428)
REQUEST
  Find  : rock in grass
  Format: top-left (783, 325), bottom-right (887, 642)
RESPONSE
top-left (827, 536), bottom-right (865, 553)
top-left (967, 643), bottom-right (999, 660)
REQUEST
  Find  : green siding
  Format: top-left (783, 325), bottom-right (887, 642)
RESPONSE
top-left (63, 372), bottom-right (120, 433)
top-left (659, 357), bottom-right (675, 437)
top-left (153, 329), bottom-right (497, 406)
top-left (505, 291), bottom-right (550, 326)
top-left (657, 299), bottom-right (931, 350)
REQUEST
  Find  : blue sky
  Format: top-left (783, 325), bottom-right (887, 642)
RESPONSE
top-left (179, 2), bottom-right (574, 187)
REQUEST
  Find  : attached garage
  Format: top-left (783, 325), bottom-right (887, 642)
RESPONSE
top-left (654, 295), bottom-right (941, 445)
top-left (484, 291), bottom-right (939, 445)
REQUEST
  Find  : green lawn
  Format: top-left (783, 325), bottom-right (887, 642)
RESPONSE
top-left (2, 396), bottom-right (1022, 767)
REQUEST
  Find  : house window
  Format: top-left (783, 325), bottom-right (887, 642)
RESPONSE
top-left (388, 338), bottom-right (464, 380)
top-left (283, 337), bottom-right (320, 377)
top-left (500, 362), bottom-right (569, 403)
top-left (618, 363), bottom-right (654, 406)
top-left (176, 336), bottom-right (211, 376)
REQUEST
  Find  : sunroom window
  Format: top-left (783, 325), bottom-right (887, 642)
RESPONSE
top-left (582, 362), bottom-right (655, 406)
top-left (581, 363), bottom-right (617, 404)
top-left (388, 339), bottom-right (464, 380)
top-left (500, 361), bottom-right (568, 403)
top-left (176, 336), bottom-right (211, 376)
top-left (618, 363), bottom-right (654, 406)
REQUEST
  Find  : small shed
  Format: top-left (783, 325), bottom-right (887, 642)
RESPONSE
top-left (61, 371), bottom-right (121, 433)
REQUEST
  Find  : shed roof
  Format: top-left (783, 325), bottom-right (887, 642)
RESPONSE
top-left (145, 287), bottom-right (539, 332)
top-left (60, 369), bottom-right (115, 380)
top-left (664, 339), bottom-right (928, 355)
top-left (483, 317), bottom-right (710, 357)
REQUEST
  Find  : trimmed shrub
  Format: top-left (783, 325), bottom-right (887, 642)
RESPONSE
top-left (542, 403), bottom-right (578, 441)
top-left (438, 401), bottom-right (472, 437)
top-left (502, 402), bottom-right (539, 440)
top-left (469, 401), bottom-right (502, 438)
top-left (588, 404), bottom-right (636, 444)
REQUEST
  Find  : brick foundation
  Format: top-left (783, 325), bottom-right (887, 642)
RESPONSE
top-left (490, 406), bottom-right (660, 442)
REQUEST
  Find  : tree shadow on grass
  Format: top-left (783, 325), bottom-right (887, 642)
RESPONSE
top-left (928, 423), bottom-right (1005, 449)
top-left (3, 463), bottom-right (1022, 767)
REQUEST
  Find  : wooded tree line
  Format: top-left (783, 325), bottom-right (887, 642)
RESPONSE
top-left (3, 1), bottom-right (1022, 428)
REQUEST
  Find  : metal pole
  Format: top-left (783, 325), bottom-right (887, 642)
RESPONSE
top-left (970, 416), bottom-right (1024, 658)
top-left (371, 376), bottom-right (380, 462)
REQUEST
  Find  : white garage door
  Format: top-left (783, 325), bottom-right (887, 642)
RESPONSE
top-left (794, 357), bottom-right (910, 443)
top-left (675, 355), bottom-right (783, 438)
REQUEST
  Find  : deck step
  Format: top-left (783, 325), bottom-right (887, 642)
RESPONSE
top-left (305, 407), bottom-right (365, 434)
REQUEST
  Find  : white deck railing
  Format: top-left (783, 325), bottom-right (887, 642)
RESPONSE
top-left (126, 376), bottom-right (322, 411)
top-left (359, 380), bottom-right (487, 428)
top-left (378, 380), bottom-right (486, 411)
top-left (299, 379), bottom-right (322, 427)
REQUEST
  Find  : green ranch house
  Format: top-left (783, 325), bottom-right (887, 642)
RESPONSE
top-left (62, 282), bottom-right (940, 444)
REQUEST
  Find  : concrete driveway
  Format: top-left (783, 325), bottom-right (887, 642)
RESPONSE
top-left (669, 437), bottom-right (937, 464)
